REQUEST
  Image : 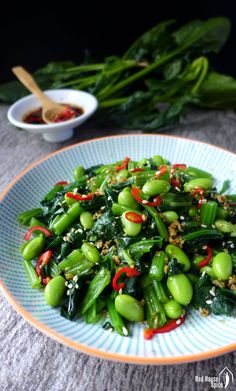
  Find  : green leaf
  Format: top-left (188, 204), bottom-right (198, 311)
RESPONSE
top-left (123, 20), bottom-right (176, 61)
top-left (199, 72), bottom-right (236, 109)
top-left (173, 17), bottom-right (231, 53)
top-left (128, 238), bottom-right (162, 260)
top-left (168, 258), bottom-right (184, 275)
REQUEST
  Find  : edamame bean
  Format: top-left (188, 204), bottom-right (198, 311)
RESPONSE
top-left (152, 155), bottom-right (165, 166)
top-left (164, 299), bottom-right (183, 319)
top-left (115, 294), bottom-right (144, 322)
top-left (117, 169), bottom-right (129, 179)
top-left (142, 179), bottom-right (170, 196)
top-left (167, 274), bottom-right (193, 305)
top-left (118, 187), bottom-right (139, 209)
top-left (212, 252), bottom-right (232, 280)
top-left (165, 244), bottom-right (191, 272)
top-left (44, 276), bottom-right (66, 307)
top-left (80, 211), bottom-right (94, 230)
top-left (22, 236), bottom-right (45, 261)
top-left (121, 212), bottom-right (142, 236)
top-left (215, 219), bottom-right (236, 235)
top-left (81, 242), bottom-right (101, 263)
top-left (188, 206), bottom-right (198, 218)
top-left (200, 266), bottom-right (216, 278)
top-left (73, 165), bottom-right (85, 181)
top-left (162, 211), bottom-right (179, 224)
top-left (184, 178), bottom-right (212, 192)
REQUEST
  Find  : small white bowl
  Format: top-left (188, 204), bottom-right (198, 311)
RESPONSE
top-left (7, 89), bottom-right (98, 142)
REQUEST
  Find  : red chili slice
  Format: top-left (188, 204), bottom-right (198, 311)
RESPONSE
top-left (155, 165), bottom-right (168, 178)
top-left (125, 212), bottom-right (146, 223)
top-left (171, 178), bottom-right (181, 187)
top-left (144, 315), bottom-right (185, 340)
top-left (192, 187), bottom-right (205, 208)
top-left (36, 250), bottom-right (52, 285)
top-left (131, 187), bottom-right (162, 207)
top-left (24, 226), bottom-right (52, 240)
top-left (54, 181), bottom-right (69, 186)
top-left (172, 164), bottom-right (187, 170)
top-left (115, 157), bottom-right (130, 172)
top-left (66, 192), bottom-right (94, 201)
top-left (130, 168), bottom-right (144, 173)
top-left (112, 267), bottom-right (141, 291)
top-left (198, 246), bottom-right (213, 268)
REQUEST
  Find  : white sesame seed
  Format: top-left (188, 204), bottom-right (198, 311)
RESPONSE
top-left (122, 327), bottom-right (128, 336)
top-left (75, 284), bottom-right (79, 289)
top-left (175, 187), bottom-right (181, 192)
top-left (209, 287), bottom-right (216, 296)
top-left (73, 275), bottom-right (78, 282)
top-left (101, 206), bottom-right (106, 210)
top-left (206, 299), bottom-right (213, 305)
top-left (202, 271), bottom-right (206, 277)
top-left (107, 196), bottom-right (112, 201)
top-left (68, 284), bottom-right (73, 289)
top-left (65, 281), bottom-right (68, 286)
top-left (66, 290), bottom-right (70, 296)
top-left (201, 224), bottom-right (207, 228)
top-left (176, 319), bottom-right (181, 325)
top-left (119, 288), bottom-right (123, 295)
top-left (142, 200), bottom-right (148, 204)
top-left (151, 223), bottom-right (155, 229)
top-left (180, 216), bottom-right (185, 220)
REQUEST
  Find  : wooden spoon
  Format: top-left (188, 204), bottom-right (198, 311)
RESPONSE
top-left (12, 66), bottom-right (66, 123)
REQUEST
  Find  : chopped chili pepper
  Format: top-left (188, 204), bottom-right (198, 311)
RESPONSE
top-left (171, 178), bottom-right (181, 187)
top-left (115, 157), bottom-right (130, 172)
top-left (172, 164), bottom-right (187, 170)
top-left (155, 165), bottom-right (168, 178)
top-left (144, 314), bottom-right (185, 340)
top-left (192, 187), bottom-right (205, 208)
top-left (36, 250), bottom-right (52, 285)
top-left (130, 167), bottom-right (144, 173)
top-left (24, 226), bottom-right (52, 240)
top-left (112, 267), bottom-right (141, 291)
top-left (66, 191), bottom-right (94, 201)
top-left (198, 246), bottom-right (213, 268)
top-left (124, 211), bottom-right (146, 223)
top-left (54, 105), bottom-right (77, 122)
top-left (54, 181), bottom-right (69, 186)
top-left (131, 187), bottom-right (162, 207)
top-left (229, 203), bottom-right (236, 207)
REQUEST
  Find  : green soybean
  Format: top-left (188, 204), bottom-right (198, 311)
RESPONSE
top-left (142, 179), bottom-right (170, 196)
top-left (117, 169), bottom-right (129, 179)
top-left (80, 211), bottom-right (94, 230)
top-left (73, 165), bottom-right (85, 181)
top-left (115, 294), bottom-right (144, 322)
top-left (152, 155), bottom-right (165, 166)
top-left (161, 211), bottom-right (179, 224)
top-left (184, 178), bottom-right (212, 192)
top-left (188, 206), bottom-right (198, 218)
top-left (212, 252), bottom-right (232, 280)
top-left (118, 187), bottom-right (139, 209)
top-left (22, 236), bottom-right (45, 261)
top-left (81, 242), bottom-right (101, 263)
top-left (164, 300), bottom-right (183, 319)
top-left (167, 274), bottom-right (193, 305)
top-left (44, 276), bottom-right (66, 307)
top-left (121, 212), bottom-right (142, 236)
top-left (165, 244), bottom-right (191, 272)
top-left (215, 219), bottom-right (236, 236)
top-left (200, 266), bottom-right (216, 278)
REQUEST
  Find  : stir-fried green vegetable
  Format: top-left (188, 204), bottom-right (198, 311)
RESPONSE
top-left (18, 156), bottom-right (236, 339)
top-left (2, 17), bottom-right (236, 131)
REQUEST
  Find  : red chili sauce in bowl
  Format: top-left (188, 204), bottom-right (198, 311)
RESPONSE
top-left (23, 104), bottom-right (84, 124)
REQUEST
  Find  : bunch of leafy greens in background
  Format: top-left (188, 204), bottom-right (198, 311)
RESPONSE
top-left (1, 17), bottom-right (236, 131)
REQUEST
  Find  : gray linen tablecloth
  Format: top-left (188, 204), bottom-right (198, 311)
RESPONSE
top-left (0, 104), bottom-right (236, 391)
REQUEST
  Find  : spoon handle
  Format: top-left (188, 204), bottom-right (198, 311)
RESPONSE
top-left (12, 66), bottom-right (54, 106)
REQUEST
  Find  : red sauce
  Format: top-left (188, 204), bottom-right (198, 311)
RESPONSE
top-left (23, 104), bottom-right (83, 124)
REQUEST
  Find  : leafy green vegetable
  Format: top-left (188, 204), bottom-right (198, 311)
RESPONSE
top-left (193, 274), bottom-right (236, 317)
top-left (128, 238), bottom-right (162, 260)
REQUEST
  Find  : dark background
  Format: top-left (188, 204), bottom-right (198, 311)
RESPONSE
top-left (1, 1), bottom-right (236, 83)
